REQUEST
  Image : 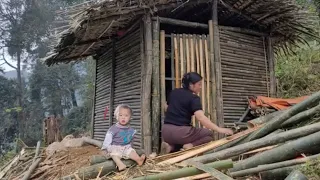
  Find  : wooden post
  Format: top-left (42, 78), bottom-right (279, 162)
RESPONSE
top-left (140, 20), bottom-right (145, 148)
top-left (208, 20), bottom-right (218, 139)
top-left (90, 60), bottom-right (97, 139)
top-left (142, 14), bottom-right (153, 156)
top-left (212, 0), bottom-right (224, 138)
top-left (204, 37), bottom-right (211, 120)
top-left (267, 37), bottom-right (276, 97)
top-left (160, 31), bottom-right (166, 123)
top-left (180, 35), bottom-right (184, 78)
top-left (109, 38), bottom-right (116, 127)
top-left (152, 18), bottom-right (160, 153)
top-left (174, 35), bottom-right (180, 88)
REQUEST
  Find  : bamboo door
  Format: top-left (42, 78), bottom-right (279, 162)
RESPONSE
top-left (161, 34), bottom-right (213, 128)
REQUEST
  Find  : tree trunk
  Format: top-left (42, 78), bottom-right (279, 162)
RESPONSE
top-left (131, 160), bottom-right (233, 180)
top-left (244, 91), bottom-right (320, 141)
top-left (82, 137), bottom-right (102, 148)
top-left (231, 131), bottom-right (320, 172)
top-left (70, 88), bottom-right (78, 107)
top-left (281, 103), bottom-right (320, 127)
top-left (16, 50), bottom-right (23, 137)
top-left (259, 165), bottom-right (299, 180)
top-left (230, 153), bottom-right (320, 177)
top-left (185, 122), bottom-right (320, 164)
top-left (284, 170), bottom-right (308, 180)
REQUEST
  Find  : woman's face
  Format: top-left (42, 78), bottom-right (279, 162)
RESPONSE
top-left (190, 81), bottom-right (202, 94)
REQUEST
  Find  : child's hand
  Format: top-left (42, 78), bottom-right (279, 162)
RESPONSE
top-left (218, 127), bottom-right (234, 135)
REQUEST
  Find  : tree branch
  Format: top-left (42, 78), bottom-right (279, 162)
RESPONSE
top-left (0, 49), bottom-right (17, 70)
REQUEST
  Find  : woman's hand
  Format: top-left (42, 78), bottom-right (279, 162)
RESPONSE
top-left (218, 127), bottom-right (234, 135)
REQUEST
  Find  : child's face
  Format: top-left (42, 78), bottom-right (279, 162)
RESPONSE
top-left (118, 108), bottom-right (131, 125)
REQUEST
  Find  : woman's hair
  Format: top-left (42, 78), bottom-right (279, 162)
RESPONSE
top-left (182, 72), bottom-right (202, 89)
top-left (114, 104), bottom-right (133, 120)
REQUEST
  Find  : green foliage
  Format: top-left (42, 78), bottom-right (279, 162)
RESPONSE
top-left (299, 158), bottom-right (320, 180)
top-left (0, 150), bottom-right (16, 168)
top-left (276, 40), bottom-right (320, 98)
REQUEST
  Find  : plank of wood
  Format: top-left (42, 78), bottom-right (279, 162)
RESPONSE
top-left (241, 145), bottom-right (277, 156)
top-left (0, 148), bottom-right (25, 179)
top-left (157, 126), bottom-right (260, 165)
top-left (174, 173), bottom-right (210, 180)
top-left (188, 161), bottom-right (234, 180)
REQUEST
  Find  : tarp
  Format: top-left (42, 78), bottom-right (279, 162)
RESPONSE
top-left (248, 95), bottom-right (309, 110)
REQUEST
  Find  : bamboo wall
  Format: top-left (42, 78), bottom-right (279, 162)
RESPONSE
top-left (92, 48), bottom-right (113, 141)
top-left (219, 28), bottom-right (270, 124)
top-left (92, 28), bottom-right (142, 149)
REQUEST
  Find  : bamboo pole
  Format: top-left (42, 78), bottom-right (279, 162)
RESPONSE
top-left (133, 160), bottom-right (233, 180)
top-left (188, 161), bottom-right (234, 180)
top-left (199, 36), bottom-right (206, 116)
top-left (204, 37), bottom-right (211, 120)
top-left (195, 36), bottom-right (200, 74)
top-left (183, 34), bottom-right (187, 75)
top-left (209, 20), bottom-right (218, 139)
top-left (190, 35), bottom-right (196, 127)
top-left (180, 35), bottom-right (185, 78)
top-left (174, 35), bottom-right (180, 88)
top-left (186, 35), bottom-right (190, 72)
top-left (267, 37), bottom-right (276, 97)
top-left (142, 14), bottom-right (153, 156)
top-left (160, 31), bottom-right (166, 123)
top-left (90, 60), bottom-right (97, 138)
top-left (212, 0), bottom-right (224, 139)
top-left (152, 18), bottom-right (160, 153)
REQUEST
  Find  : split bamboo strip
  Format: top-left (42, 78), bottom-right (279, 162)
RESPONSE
top-left (180, 35), bottom-right (185, 78)
top-left (174, 173), bottom-right (211, 180)
top-left (174, 35), bottom-right (180, 88)
top-left (188, 161), bottom-right (234, 180)
top-left (158, 126), bottom-right (260, 165)
top-left (195, 36), bottom-right (200, 74)
top-left (183, 34), bottom-right (187, 75)
top-left (204, 37), bottom-right (211, 120)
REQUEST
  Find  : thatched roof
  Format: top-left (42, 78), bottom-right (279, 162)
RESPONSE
top-left (44, 0), bottom-right (318, 65)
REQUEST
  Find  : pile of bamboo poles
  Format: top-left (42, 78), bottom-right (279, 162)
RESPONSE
top-left (171, 34), bottom-right (212, 127)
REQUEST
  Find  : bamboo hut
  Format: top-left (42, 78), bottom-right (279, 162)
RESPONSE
top-left (44, 0), bottom-right (316, 155)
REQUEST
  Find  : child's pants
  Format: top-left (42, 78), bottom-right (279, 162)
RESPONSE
top-left (103, 144), bottom-right (135, 159)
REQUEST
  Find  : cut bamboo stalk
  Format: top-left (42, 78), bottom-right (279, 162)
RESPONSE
top-left (133, 160), bottom-right (233, 180)
top-left (158, 126), bottom-right (259, 165)
top-left (259, 165), bottom-right (299, 180)
top-left (231, 130), bottom-right (320, 172)
top-left (190, 35), bottom-right (195, 72)
top-left (180, 35), bottom-right (184, 78)
top-left (281, 103), bottom-right (320, 127)
top-left (183, 34), bottom-right (187, 75)
top-left (195, 36), bottom-right (200, 74)
top-left (174, 35), bottom-right (180, 88)
top-left (186, 121), bottom-right (320, 164)
top-left (188, 161), bottom-right (234, 180)
top-left (230, 153), bottom-right (320, 177)
top-left (284, 170), bottom-right (308, 180)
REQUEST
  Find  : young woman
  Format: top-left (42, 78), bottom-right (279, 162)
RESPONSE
top-left (162, 72), bottom-right (234, 153)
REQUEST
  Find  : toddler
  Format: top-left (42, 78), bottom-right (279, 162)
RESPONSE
top-left (101, 104), bottom-right (146, 171)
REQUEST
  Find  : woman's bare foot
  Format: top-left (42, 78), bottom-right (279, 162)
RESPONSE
top-left (160, 142), bottom-right (173, 154)
top-left (182, 143), bottom-right (194, 150)
top-left (137, 154), bottom-right (146, 166)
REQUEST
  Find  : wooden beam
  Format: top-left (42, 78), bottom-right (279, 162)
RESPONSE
top-left (267, 37), bottom-right (276, 97)
top-left (154, 17), bottom-right (208, 29)
top-left (212, 0), bottom-right (224, 138)
top-left (109, 38), bottom-right (116, 127)
top-left (142, 13), bottom-right (153, 156)
top-left (152, 17), bottom-right (161, 153)
top-left (188, 161), bottom-right (234, 180)
top-left (160, 30), bottom-right (166, 129)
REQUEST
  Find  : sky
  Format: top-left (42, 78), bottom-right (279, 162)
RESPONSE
top-left (1, 55), bottom-right (16, 72)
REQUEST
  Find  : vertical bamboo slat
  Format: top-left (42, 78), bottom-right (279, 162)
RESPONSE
top-left (190, 35), bottom-right (195, 72)
top-left (209, 20), bottom-right (218, 140)
top-left (204, 38), bottom-right (211, 120)
top-left (267, 37), bottom-right (276, 97)
top-left (186, 35), bottom-right (190, 72)
top-left (199, 36), bottom-right (206, 116)
top-left (174, 35), bottom-right (180, 88)
top-left (195, 36), bottom-right (200, 74)
top-left (212, 0), bottom-right (224, 139)
top-left (152, 19), bottom-right (160, 153)
top-left (142, 14), bottom-right (152, 155)
top-left (160, 31), bottom-right (166, 122)
top-left (180, 35), bottom-right (184, 78)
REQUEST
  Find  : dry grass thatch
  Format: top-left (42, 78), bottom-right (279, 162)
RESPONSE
top-left (44, 0), bottom-right (319, 65)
